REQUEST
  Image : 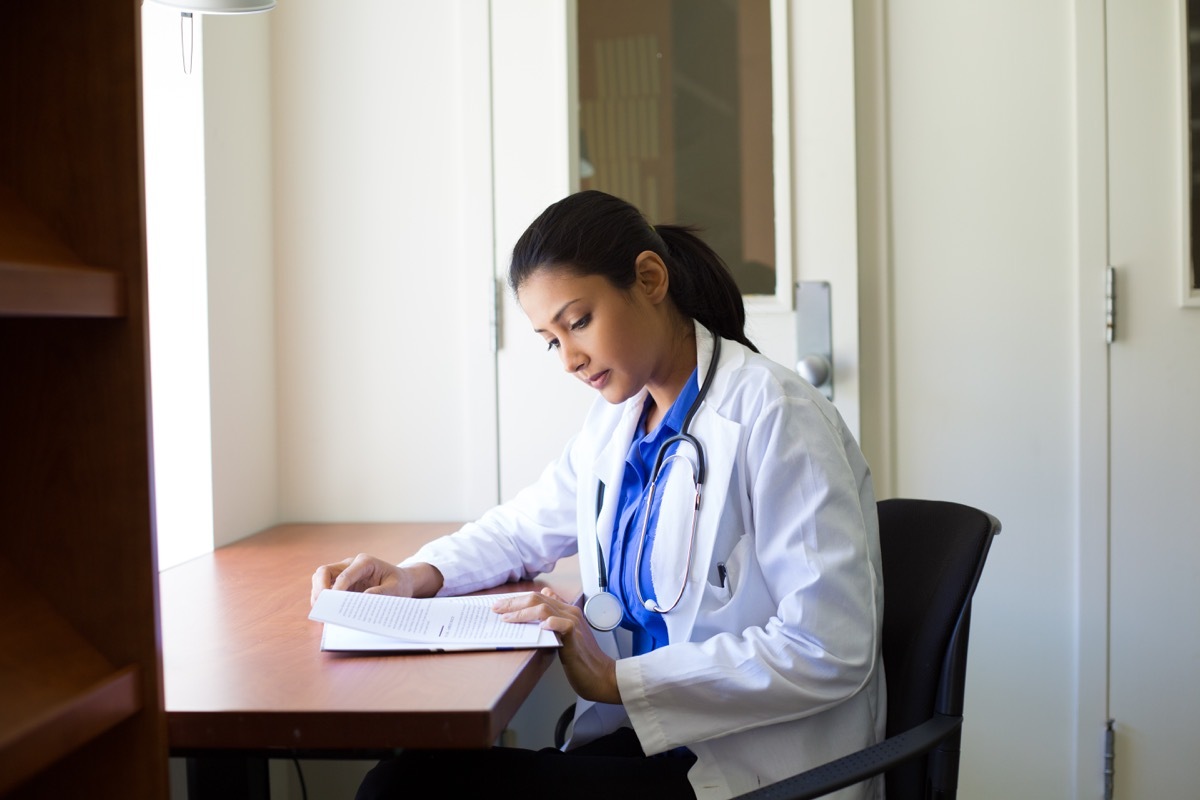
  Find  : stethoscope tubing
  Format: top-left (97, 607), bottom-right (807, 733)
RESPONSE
top-left (584, 335), bottom-right (721, 631)
top-left (633, 448), bottom-right (703, 615)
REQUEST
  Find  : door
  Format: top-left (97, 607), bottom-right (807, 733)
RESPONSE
top-left (491, 1), bottom-right (591, 502)
top-left (1106, 0), bottom-right (1200, 795)
top-left (490, 0), bottom-right (862, 501)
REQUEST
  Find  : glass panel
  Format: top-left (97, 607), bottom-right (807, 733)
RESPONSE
top-left (577, 0), bottom-right (776, 295)
top-left (1189, 0), bottom-right (1200, 290)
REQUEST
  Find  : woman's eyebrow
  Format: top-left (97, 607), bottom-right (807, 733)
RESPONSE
top-left (533, 298), bottom-right (583, 333)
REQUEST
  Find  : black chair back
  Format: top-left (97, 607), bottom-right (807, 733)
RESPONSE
top-left (876, 498), bottom-right (999, 800)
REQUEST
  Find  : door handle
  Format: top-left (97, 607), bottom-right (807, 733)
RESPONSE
top-left (796, 353), bottom-right (832, 388)
top-left (795, 281), bottom-right (833, 399)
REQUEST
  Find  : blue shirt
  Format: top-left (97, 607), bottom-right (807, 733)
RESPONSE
top-left (608, 369), bottom-right (700, 655)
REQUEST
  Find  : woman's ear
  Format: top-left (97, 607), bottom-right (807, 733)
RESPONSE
top-left (634, 250), bottom-right (670, 304)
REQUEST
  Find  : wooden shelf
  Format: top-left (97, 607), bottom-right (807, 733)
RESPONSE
top-left (0, 668), bottom-right (141, 796)
top-left (0, 2), bottom-right (166, 794)
top-left (0, 558), bottom-right (142, 795)
top-left (0, 184), bottom-right (124, 317)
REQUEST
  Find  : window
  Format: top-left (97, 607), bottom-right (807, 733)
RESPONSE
top-left (141, 2), bottom-right (216, 569)
top-left (576, 0), bottom-right (777, 295)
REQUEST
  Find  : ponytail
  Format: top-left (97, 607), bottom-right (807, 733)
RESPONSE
top-left (509, 190), bottom-right (758, 352)
top-left (653, 224), bottom-right (758, 353)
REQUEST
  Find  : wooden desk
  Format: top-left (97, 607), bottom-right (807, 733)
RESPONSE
top-left (160, 523), bottom-right (580, 758)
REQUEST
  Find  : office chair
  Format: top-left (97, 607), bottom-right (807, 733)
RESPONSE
top-left (554, 498), bottom-right (1000, 800)
top-left (733, 498), bottom-right (1000, 799)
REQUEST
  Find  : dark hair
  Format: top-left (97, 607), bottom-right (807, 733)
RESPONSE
top-left (509, 190), bottom-right (758, 352)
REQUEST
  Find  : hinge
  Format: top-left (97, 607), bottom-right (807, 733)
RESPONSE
top-left (1105, 266), bottom-right (1116, 344)
top-left (490, 277), bottom-right (504, 353)
top-left (1103, 719), bottom-right (1115, 800)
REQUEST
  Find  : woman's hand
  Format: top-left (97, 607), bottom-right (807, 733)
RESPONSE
top-left (310, 555), bottom-right (443, 606)
top-left (492, 588), bottom-right (621, 705)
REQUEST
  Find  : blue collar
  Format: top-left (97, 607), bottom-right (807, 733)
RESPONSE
top-left (631, 369), bottom-right (700, 467)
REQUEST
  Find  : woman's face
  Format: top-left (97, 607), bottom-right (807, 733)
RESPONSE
top-left (516, 264), bottom-right (669, 405)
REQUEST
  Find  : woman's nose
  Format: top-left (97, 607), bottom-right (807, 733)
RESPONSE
top-left (559, 342), bottom-right (587, 374)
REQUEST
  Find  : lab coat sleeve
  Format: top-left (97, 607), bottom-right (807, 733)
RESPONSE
top-left (401, 435), bottom-right (584, 596)
top-left (616, 394), bottom-right (881, 753)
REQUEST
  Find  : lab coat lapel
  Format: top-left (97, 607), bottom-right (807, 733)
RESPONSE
top-left (590, 390), bottom-right (648, 568)
top-left (650, 406), bottom-right (740, 642)
top-left (650, 324), bottom-right (742, 641)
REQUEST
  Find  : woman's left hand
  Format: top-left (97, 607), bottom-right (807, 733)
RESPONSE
top-left (492, 589), bottom-right (621, 705)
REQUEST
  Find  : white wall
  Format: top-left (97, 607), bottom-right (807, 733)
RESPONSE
top-left (144, 6), bottom-right (279, 562)
top-left (271, 0), bottom-right (497, 525)
top-left (205, 12), bottom-right (279, 547)
top-left (866, 1), bottom-right (1076, 796)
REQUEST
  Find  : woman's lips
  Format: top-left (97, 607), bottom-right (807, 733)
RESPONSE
top-left (587, 370), bottom-right (610, 389)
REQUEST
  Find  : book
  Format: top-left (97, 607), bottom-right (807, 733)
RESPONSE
top-left (309, 589), bottom-right (561, 653)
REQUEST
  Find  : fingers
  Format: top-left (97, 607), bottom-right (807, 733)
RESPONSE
top-left (491, 588), bottom-right (566, 612)
top-left (497, 603), bottom-right (557, 625)
top-left (538, 614), bottom-right (576, 637)
top-left (310, 554), bottom-right (388, 606)
top-left (491, 592), bottom-right (552, 616)
top-left (489, 589), bottom-right (619, 704)
top-left (493, 591), bottom-right (582, 629)
top-left (310, 557), bottom-right (352, 606)
top-left (329, 554), bottom-right (367, 591)
top-left (501, 605), bottom-right (580, 641)
top-left (362, 583), bottom-right (407, 597)
top-left (331, 553), bottom-right (393, 593)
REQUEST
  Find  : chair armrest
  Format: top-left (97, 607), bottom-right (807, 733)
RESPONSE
top-left (731, 713), bottom-right (963, 800)
top-left (554, 702), bottom-right (577, 750)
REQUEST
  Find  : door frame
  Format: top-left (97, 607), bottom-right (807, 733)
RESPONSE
top-left (1072, 1), bottom-right (1114, 796)
top-left (488, 0), bottom-right (865, 500)
top-left (1084, 1), bottom-right (1200, 795)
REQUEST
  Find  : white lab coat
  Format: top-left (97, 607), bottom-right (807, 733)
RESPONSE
top-left (404, 323), bottom-right (885, 800)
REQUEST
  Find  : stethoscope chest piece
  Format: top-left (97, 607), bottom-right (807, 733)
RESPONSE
top-left (583, 590), bottom-right (624, 631)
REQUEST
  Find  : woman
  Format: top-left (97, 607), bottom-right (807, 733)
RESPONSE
top-left (311, 190), bottom-right (885, 800)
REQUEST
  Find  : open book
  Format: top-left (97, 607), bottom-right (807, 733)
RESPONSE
top-left (309, 589), bottom-right (561, 653)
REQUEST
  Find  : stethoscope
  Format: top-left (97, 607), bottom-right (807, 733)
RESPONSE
top-left (583, 337), bottom-right (722, 632)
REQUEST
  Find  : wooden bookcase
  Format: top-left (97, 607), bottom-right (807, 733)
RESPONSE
top-left (0, 1), bottom-right (168, 796)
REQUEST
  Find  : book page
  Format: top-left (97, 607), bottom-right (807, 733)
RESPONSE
top-left (310, 589), bottom-right (544, 645)
top-left (319, 623), bottom-right (561, 653)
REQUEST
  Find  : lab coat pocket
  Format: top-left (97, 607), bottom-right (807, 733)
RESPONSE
top-left (700, 532), bottom-right (750, 610)
top-left (693, 533), bottom-right (765, 640)
top-left (715, 532), bottom-right (752, 596)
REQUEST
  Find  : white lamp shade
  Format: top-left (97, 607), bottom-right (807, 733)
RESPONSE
top-left (149, 0), bottom-right (275, 13)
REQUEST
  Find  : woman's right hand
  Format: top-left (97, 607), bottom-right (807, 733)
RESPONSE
top-left (309, 555), bottom-right (443, 606)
